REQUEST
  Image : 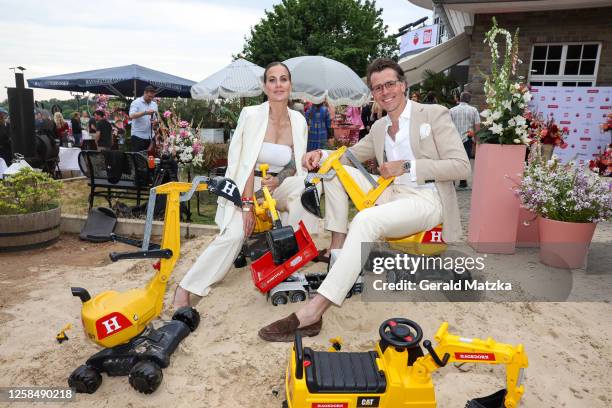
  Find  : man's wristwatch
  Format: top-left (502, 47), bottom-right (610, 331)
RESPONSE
top-left (402, 160), bottom-right (411, 173)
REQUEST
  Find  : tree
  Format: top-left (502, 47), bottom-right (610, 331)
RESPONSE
top-left (418, 70), bottom-right (459, 108)
top-left (241, 0), bottom-right (397, 77)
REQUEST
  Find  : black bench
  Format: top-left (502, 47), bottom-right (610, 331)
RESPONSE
top-left (78, 150), bottom-right (152, 209)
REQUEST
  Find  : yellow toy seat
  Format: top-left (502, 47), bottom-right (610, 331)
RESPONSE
top-left (387, 224), bottom-right (447, 256)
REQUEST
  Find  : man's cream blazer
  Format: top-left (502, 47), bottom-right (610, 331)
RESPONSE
top-left (346, 101), bottom-right (470, 242)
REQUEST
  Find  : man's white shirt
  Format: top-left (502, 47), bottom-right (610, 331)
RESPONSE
top-left (319, 100), bottom-right (435, 190)
top-left (384, 101), bottom-right (435, 190)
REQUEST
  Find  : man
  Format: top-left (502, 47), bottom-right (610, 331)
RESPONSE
top-left (450, 91), bottom-right (480, 188)
top-left (94, 110), bottom-right (113, 151)
top-left (129, 85), bottom-right (158, 152)
top-left (258, 58), bottom-right (470, 342)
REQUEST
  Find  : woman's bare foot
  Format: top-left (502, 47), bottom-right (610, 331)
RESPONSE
top-left (172, 286), bottom-right (191, 309)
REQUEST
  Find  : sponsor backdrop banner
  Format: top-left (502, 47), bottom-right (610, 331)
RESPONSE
top-left (400, 24), bottom-right (439, 56)
top-left (528, 86), bottom-right (612, 165)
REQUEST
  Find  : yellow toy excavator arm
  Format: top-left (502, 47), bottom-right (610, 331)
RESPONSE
top-left (415, 322), bottom-right (528, 408)
top-left (311, 145), bottom-right (394, 211)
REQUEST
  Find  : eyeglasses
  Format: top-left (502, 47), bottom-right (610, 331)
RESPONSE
top-left (371, 80), bottom-right (402, 95)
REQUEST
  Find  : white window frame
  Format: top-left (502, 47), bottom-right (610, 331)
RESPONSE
top-left (528, 42), bottom-right (601, 87)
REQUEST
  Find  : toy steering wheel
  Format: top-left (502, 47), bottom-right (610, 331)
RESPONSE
top-left (379, 318), bottom-right (423, 348)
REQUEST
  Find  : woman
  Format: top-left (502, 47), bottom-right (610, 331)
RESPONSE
top-left (71, 112), bottom-right (82, 147)
top-left (172, 62), bottom-right (311, 309)
top-left (53, 112), bottom-right (69, 146)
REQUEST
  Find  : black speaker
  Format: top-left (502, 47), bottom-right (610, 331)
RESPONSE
top-left (7, 87), bottom-right (36, 159)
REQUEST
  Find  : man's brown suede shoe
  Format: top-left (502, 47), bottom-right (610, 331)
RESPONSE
top-left (258, 313), bottom-right (322, 342)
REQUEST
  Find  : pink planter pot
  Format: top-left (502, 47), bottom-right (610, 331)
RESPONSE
top-left (516, 208), bottom-right (539, 247)
top-left (468, 144), bottom-right (526, 254)
top-left (538, 217), bottom-right (596, 269)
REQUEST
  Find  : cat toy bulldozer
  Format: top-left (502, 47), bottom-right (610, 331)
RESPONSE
top-left (283, 318), bottom-right (528, 408)
top-left (68, 176), bottom-right (242, 394)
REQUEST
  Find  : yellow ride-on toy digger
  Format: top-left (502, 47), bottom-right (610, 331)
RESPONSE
top-left (284, 318), bottom-right (528, 408)
top-left (69, 175), bottom-right (242, 394)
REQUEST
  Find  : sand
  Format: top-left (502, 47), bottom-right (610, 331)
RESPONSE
top-left (0, 189), bottom-right (611, 408)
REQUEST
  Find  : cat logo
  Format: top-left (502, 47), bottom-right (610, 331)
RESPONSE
top-left (357, 396), bottom-right (380, 407)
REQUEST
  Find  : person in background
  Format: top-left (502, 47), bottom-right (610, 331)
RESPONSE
top-left (129, 85), bottom-right (158, 152)
top-left (360, 101), bottom-right (372, 140)
top-left (449, 91), bottom-right (480, 189)
top-left (370, 101), bottom-right (385, 122)
top-left (305, 102), bottom-right (332, 151)
top-left (70, 112), bottom-right (82, 147)
top-left (94, 110), bottom-right (112, 151)
top-left (114, 119), bottom-right (126, 151)
top-left (345, 105), bottom-right (364, 136)
top-left (34, 112), bottom-right (44, 131)
top-left (53, 112), bottom-right (69, 146)
top-left (411, 91), bottom-right (420, 102)
top-left (0, 111), bottom-right (12, 164)
top-left (80, 111), bottom-right (97, 150)
top-left (422, 91), bottom-right (438, 104)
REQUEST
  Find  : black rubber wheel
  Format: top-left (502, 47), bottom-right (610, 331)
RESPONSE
top-left (128, 361), bottom-right (163, 394)
top-left (234, 252), bottom-right (247, 268)
top-left (68, 365), bottom-right (102, 394)
top-left (282, 400), bottom-right (289, 408)
top-left (271, 292), bottom-right (288, 306)
top-left (172, 306), bottom-right (200, 332)
top-left (290, 291), bottom-right (306, 303)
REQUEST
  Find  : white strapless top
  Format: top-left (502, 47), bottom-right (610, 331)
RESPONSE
top-left (256, 142), bottom-right (292, 173)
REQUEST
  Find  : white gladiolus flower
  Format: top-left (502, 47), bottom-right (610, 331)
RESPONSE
top-left (491, 123), bottom-right (503, 134)
top-left (491, 111), bottom-right (502, 120)
top-left (481, 109), bottom-right (491, 118)
top-left (502, 100), bottom-right (512, 110)
top-left (523, 92), bottom-right (532, 103)
top-left (508, 118), bottom-right (516, 126)
top-left (514, 115), bottom-right (526, 126)
top-left (513, 138), bottom-right (520, 144)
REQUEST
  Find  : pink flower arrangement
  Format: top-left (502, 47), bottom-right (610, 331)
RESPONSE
top-left (163, 110), bottom-right (172, 119)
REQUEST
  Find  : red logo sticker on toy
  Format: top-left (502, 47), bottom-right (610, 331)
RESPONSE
top-left (455, 352), bottom-right (496, 361)
top-left (96, 312), bottom-right (132, 339)
top-left (312, 403), bottom-right (348, 408)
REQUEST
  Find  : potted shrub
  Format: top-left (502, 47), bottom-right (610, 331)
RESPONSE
top-left (468, 18), bottom-right (532, 254)
top-left (0, 168), bottom-right (62, 251)
top-left (516, 156), bottom-right (612, 268)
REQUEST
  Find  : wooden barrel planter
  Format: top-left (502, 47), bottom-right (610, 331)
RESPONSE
top-left (0, 207), bottom-right (61, 252)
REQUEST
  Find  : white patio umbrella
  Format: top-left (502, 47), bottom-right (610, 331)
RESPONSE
top-left (283, 56), bottom-right (370, 107)
top-left (191, 58), bottom-right (264, 100)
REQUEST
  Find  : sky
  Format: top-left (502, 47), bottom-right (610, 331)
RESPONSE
top-left (0, 0), bottom-right (430, 102)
